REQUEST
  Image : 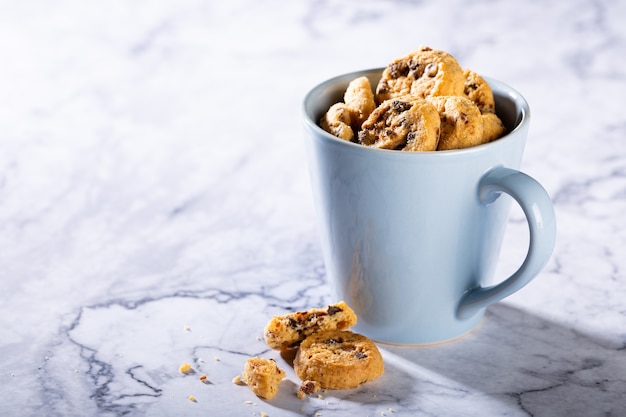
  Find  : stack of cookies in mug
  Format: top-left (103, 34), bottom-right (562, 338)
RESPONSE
top-left (321, 46), bottom-right (507, 151)
top-left (237, 301), bottom-right (384, 400)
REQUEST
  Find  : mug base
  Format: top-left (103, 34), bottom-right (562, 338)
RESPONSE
top-left (356, 317), bottom-right (484, 347)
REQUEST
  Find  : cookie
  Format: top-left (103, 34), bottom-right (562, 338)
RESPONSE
top-left (264, 301), bottom-right (357, 350)
top-left (426, 95), bottom-right (484, 150)
top-left (357, 96), bottom-right (440, 151)
top-left (344, 76), bottom-right (377, 131)
top-left (482, 112), bottom-right (507, 143)
top-left (463, 68), bottom-right (496, 113)
top-left (320, 102), bottom-right (354, 141)
top-left (375, 46), bottom-right (465, 103)
top-left (241, 357), bottom-right (286, 400)
top-left (293, 330), bottom-right (384, 390)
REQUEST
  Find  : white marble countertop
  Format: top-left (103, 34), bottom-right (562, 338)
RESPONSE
top-left (1, 1), bottom-right (625, 416)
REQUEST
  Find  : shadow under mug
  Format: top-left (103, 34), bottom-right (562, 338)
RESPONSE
top-left (303, 68), bottom-right (557, 345)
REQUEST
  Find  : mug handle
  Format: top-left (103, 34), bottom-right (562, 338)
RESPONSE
top-left (456, 166), bottom-right (557, 320)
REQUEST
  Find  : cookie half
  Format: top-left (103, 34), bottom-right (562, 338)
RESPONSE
top-left (264, 301), bottom-right (357, 350)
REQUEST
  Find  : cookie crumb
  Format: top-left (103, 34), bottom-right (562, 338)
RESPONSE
top-left (183, 324), bottom-right (191, 331)
top-left (179, 362), bottom-right (193, 374)
top-left (244, 400), bottom-right (253, 404)
top-left (233, 375), bottom-right (245, 385)
top-left (297, 380), bottom-right (321, 400)
top-left (199, 374), bottom-right (208, 383)
top-left (213, 356), bottom-right (220, 361)
top-left (188, 395), bottom-right (196, 402)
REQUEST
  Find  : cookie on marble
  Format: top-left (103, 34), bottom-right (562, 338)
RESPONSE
top-left (320, 102), bottom-right (354, 141)
top-left (482, 112), bottom-right (507, 143)
top-left (344, 76), bottom-right (377, 131)
top-left (293, 330), bottom-right (384, 390)
top-left (375, 46), bottom-right (465, 103)
top-left (463, 68), bottom-right (496, 113)
top-left (264, 301), bottom-right (357, 350)
top-left (358, 96), bottom-right (441, 151)
top-left (426, 95), bottom-right (484, 150)
top-left (241, 357), bottom-right (286, 399)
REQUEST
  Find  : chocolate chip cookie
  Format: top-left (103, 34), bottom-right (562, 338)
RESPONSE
top-left (463, 68), bottom-right (496, 113)
top-left (426, 95), bottom-right (484, 150)
top-left (344, 76), bottom-right (377, 131)
top-left (376, 46), bottom-right (465, 103)
top-left (293, 330), bottom-right (384, 390)
top-left (320, 102), bottom-right (354, 141)
top-left (264, 301), bottom-right (358, 350)
top-left (358, 96), bottom-right (441, 151)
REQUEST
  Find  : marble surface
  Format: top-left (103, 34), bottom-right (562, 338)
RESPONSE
top-left (1, 0), bottom-right (625, 416)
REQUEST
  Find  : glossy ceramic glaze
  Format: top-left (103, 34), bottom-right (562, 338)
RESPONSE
top-left (303, 69), bottom-right (557, 344)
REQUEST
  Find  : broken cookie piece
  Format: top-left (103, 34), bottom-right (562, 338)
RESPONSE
top-left (263, 301), bottom-right (357, 350)
top-left (241, 357), bottom-right (286, 400)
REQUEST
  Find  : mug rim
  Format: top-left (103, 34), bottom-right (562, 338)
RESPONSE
top-left (303, 67), bottom-right (530, 157)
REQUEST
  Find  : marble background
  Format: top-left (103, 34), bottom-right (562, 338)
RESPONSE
top-left (1, 0), bottom-right (625, 416)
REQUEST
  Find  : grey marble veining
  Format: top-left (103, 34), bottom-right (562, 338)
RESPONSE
top-left (1, 0), bottom-right (625, 416)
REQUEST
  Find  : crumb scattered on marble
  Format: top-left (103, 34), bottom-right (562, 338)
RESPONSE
top-left (183, 324), bottom-right (191, 331)
top-left (213, 356), bottom-right (220, 361)
top-left (260, 412), bottom-right (268, 417)
top-left (233, 375), bottom-right (245, 385)
top-left (198, 357), bottom-right (205, 363)
top-left (179, 362), bottom-right (194, 374)
top-left (199, 374), bottom-right (208, 383)
top-left (188, 395), bottom-right (196, 402)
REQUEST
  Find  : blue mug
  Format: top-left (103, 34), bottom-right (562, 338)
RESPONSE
top-left (303, 68), bottom-right (557, 345)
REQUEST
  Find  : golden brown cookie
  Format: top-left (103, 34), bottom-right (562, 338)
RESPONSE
top-left (344, 76), bottom-right (376, 131)
top-left (320, 103), bottom-right (354, 141)
top-left (293, 330), bottom-right (384, 390)
top-left (426, 95), bottom-right (484, 150)
top-left (375, 46), bottom-right (465, 103)
top-left (264, 301), bottom-right (357, 350)
top-left (463, 68), bottom-right (496, 113)
top-left (358, 96), bottom-right (441, 151)
top-left (241, 357), bottom-right (286, 400)
top-left (482, 112), bottom-right (507, 143)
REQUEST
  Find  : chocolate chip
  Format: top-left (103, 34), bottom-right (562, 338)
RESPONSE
top-left (406, 131), bottom-right (417, 143)
top-left (327, 306), bottom-right (342, 316)
top-left (288, 318), bottom-right (299, 328)
top-left (389, 62), bottom-right (410, 78)
top-left (355, 352), bottom-right (367, 359)
top-left (391, 100), bottom-right (412, 112)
